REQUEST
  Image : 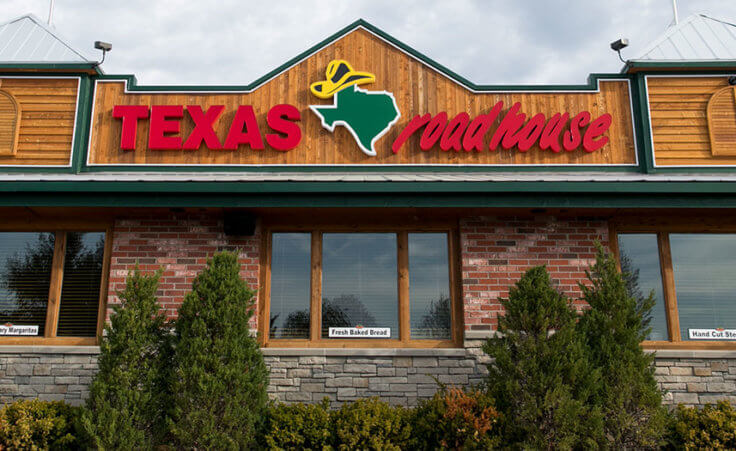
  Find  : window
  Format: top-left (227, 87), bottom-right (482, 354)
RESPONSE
top-left (0, 229), bottom-right (109, 345)
top-left (263, 227), bottom-right (458, 347)
top-left (615, 224), bottom-right (736, 348)
top-left (617, 234), bottom-right (668, 341)
top-left (670, 234), bottom-right (736, 341)
top-left (321, 233), bottom-right (399, 339)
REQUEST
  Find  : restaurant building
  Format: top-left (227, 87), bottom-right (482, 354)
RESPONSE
top-left (0, 13), bottom-right (736, 407)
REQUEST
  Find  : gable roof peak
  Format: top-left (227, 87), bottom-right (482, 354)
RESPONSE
top-left (635, 13), bottom-right (736, 61)
top-left (0, 13), bottom-right (90, 63)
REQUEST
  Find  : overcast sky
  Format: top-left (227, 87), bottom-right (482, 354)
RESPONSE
top-left (5, 1), bottom-right (736, 85)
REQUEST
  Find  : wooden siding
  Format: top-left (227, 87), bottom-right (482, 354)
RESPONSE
top-left (0, 78), bottom-right (78, 166)
top-left (88, 29), bottom-right (636, 166)
top-left (648, 76), bottom-right (736, 166)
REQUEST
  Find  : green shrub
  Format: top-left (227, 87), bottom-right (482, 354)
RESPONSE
top-left (577, 244), bottom-right (669, 448)
top-left (332, 398), bottom-right (411, 450)
top-left (671, 401), bottom-right (736, 449)
top-left (0, 399), bottom-right (82, 450)
top-left (168, 251), bottom-right (269, 449)
top-left (262, 398), bottom-right (332, 450)
top-left (483, 266), bottom-right (603, 448)
top-left (80, 266), bottom-right (171, 449)
top-left (411, 386), bottom-right (500, 450)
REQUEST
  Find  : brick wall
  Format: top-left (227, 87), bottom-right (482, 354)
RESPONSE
top-left (107, 212), bottom-right (260, 324)
top-left (107, 213), bottom-right (609, 334)
top-left (460, 216), bottom-right (609, 332)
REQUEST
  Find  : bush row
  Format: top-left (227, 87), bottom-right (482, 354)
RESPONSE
top-left (0, 387), bottom-right (497, 450)
top-left (3, 396), bottom-right (736, 450)
top-left (262, 388), bottom-right (499, 450)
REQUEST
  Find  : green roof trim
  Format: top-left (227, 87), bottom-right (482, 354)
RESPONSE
top-left (2, 180), bottom-right (736, 194)
top-left (0, 63), bottom-right (102, 74)
top-left (72, 75), bottom-right (93, 172)
top-left (2, 192), bottom-right (736, 209)
top-left (624, 60), bottom-right (736, 73)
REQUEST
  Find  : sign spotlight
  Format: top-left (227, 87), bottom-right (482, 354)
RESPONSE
top-left (610, 38), bottom-right (629, 63)
top-left (94, 41), bottom-right (112, 66)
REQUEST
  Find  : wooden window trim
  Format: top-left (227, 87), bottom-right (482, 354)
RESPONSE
top-left (0, 222), bottom-right (111, 346)
top-left (612, 219), bottom-right (736, 350)
top-left (259, 222), bottom-right (462, 348)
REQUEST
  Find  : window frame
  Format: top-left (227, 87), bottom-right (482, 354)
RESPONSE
top-left (0, 220), bottom-right (112, 346)
top-left (259, 221), bottom-right (463, 348)
top-left (611, 219), bottom-right (736, 350)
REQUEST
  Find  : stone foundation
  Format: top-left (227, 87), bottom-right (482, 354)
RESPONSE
top-left (0, 347), bottom-right (99, 406)
top-left (0, 346), bottom-right (734, 408)
top-left (262, 346), bottom-right (736, 408)
top-left (653, 353), bottom-right (736, 407)
top-left (264, 342), bottom-right (489, 407)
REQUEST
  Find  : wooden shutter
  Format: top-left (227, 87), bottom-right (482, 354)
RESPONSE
top-left (0, 90), bottom-right (20, 156)
top-left (707, 86), bottom-right (736, 156)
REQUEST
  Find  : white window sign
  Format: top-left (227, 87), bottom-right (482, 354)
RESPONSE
top-left (0, 324), bottom-right (39, 336)
top-left (329, 327), bottom-right (390, 338)
top-left (688, 329), bottom-right (736, 340)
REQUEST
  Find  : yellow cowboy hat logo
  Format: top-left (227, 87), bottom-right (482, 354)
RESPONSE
top-left (309, 59), bottom-right (375, 99)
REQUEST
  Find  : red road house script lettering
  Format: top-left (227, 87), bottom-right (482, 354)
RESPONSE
top-left (391, 101), bottom-right (612, 154)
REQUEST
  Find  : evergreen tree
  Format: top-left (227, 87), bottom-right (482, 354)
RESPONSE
top-left (168, 251), bottom-right (269, 449)
top-left (577, 244), bottom-right (669, 448)
top-left (80, 267), bottom-right (171, 449)
top-left (483, 266), bottom-right (603, 449)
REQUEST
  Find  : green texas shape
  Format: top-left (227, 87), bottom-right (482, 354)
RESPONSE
top-left (310, 85), bottom-right (401, 156)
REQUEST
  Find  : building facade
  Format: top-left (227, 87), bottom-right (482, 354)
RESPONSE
top-left (1, 14), bottom-right (736, 407)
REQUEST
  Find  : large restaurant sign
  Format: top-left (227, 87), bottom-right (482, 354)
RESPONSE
top-left (87, 26), bottom-right (638, 166)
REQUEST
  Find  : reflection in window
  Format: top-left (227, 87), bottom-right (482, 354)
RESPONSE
top-left (57, 232), bottom-right (105, 337)
top-left (269, 233), bottom-right (311, 339)
top-left (409, 233), bottom-right (451, 339)
top-left (670, 234), bottom-right (736, 341)
top-left (617, 234), bottom-right (669, 341)
top-left (321, 233), bottom-right (398, 338)
top-left (0, 232), bottom-right (55, 336)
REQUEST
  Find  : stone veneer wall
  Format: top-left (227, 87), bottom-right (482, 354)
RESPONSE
top-left (655, 356), bottom-right (736, 406)
top-left (266, 347), bottom-right (736, 408)
top-left (0, 348), bottom-right (99, 406)
top-left (0, 346), bottom-right (735, 408)
top-left (264, 341), bottom-right (490, 406)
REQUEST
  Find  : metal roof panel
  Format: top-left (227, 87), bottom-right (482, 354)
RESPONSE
top-left (636, 14), bottom-right (736, 61)
top-left (0, 14), bottom-right (89, 63)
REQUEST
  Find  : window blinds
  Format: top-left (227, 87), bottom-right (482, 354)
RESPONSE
top-left (56, 232), bottom-right (105, 337)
